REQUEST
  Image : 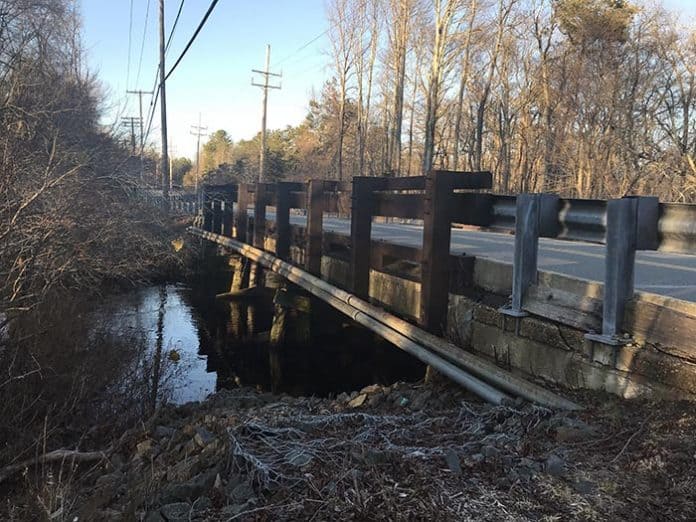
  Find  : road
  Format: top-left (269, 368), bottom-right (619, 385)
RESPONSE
top-left (281, 214), bottom-right (696, 302)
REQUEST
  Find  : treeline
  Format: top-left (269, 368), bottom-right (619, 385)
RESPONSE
top-left (0, 1), bottom-right (181, 505)
top-left (197, 0), bottom-right (695, 201)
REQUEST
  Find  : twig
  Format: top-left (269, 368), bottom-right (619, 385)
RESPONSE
top-left (0, 448), bottom-right (108, 484)
top-left (610, 412), bottom-right (655, 464)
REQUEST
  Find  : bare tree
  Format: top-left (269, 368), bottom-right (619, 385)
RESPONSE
top-left (422, 0), bottom-right (460, 172)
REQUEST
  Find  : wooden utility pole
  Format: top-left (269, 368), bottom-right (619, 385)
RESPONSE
top-left (127, 89), bottom-right (154, 180)
top-left (159, 0), bottom-right (169, 206)
top-left (251, 44), bottom-right (281, 182)
top-left (190, 114), bottom-right (208, 193)
top-left (121, 116), bottom-right (141, 154)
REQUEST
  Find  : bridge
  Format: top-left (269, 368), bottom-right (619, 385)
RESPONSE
top-left (174, 171), bottom-right (696, 403)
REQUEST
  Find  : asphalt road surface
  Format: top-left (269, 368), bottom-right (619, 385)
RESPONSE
top-left (279, 213), bottom-right (696, 302)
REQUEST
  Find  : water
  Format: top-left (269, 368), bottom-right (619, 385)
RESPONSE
top-left (92, 284), bottom-right (216, 403)
top-left (91, 280), bottom-right (425, 405)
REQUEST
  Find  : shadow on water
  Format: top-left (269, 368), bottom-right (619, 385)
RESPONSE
top-left (93, 266), bottom-right (425, 404)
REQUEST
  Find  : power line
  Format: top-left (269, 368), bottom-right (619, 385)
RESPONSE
top-left (126, 0), bottom-right (134, 89)
top-left (142, 0), bottom-right (217, 152)
top-left (165, 0), bottom-right (221, 81)
top-left (165, 0), bottom-right (186, 53)
top-left (135, 0), bottom-right (152, 88)
top-left (271, 29), bottom-right (329, 68)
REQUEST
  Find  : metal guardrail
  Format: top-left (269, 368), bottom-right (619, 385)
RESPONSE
top-left (658, 203), bottom-right (696, 254)
top-left (557, 198), bottom-right (608, 243)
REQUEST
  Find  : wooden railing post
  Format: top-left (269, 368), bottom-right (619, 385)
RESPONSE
top-left (222, 200), bottom-right (234, 237)
top-left (275, 182), bottom-right (292, 259)
top-left (305, 179), bottom-right (324, 275)
top-left (350, 177), bottom-right (376, 299)
top-left (211, 199), bottom-right (222, 234)
top-left (235, 184), bottom-right (251, 242)
top-left (202, 189), bottom-right (213, 232)
top-left (420, 170), bottom-right (453, 333)
top-left (253, 183), bottom-right (268, 249)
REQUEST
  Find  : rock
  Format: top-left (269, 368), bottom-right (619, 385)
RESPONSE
top-left (481, 445), bottom-right (501, 459)
top-left (363, 448), bottom-right (390, 465)
top-left (160, 502), bottom-right (191, 521)
top-left (228, 481), bottom-right (255, 504)
top-left (193, 496), bottom-right (213, 512)
top-left (545, 454), bottom-right (565, 476)
top-left (110, 453), bottom-right (125, 471)
top-left (367, 391), bottom-right (385, 406)
top-left (287, 450), bottom-right (314, 467)
top-left (444, 450), bottom-right (462, 475)
top-left (194, 427), bottom-right (216, 448)
top-left (154, 426), bottom-right (177, 439)
top-left (96, 471), bottom-right (123, 488)
top-left (144, 510), bottom-right (165, 522)
top-left (336, 392), bottom-right (349, 403)
top-left (574, 479), bottom-right (595, 494)
top-left (410, 391), bottom-right (432, 410)
top-left (555, 420), bottom-right (597, 443)
top-left (136, 439), bottom-right (155, 458)
top-left (360, 384), bottom-right (382, 395)
top-left (160, 469), bottom-right (218, 503)
top-left (167, 457), bottom-right (204, 482)
top-left (519, 458), bottom-right (542, 473)
top-left (348, 394), bottom-right (367, 408)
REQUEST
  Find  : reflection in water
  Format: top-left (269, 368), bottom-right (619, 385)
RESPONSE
top-left (92, 284), bottom-right (216, 404)
top-left (92, 279), bottom-right (425, 405)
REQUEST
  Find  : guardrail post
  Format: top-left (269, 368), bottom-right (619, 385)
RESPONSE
top-left (306, 179), bottom-right (324, 275)
top-left (253, 183), bottom-right (267, 249)
top-left (635, 196), bottom-right (659, 250)
top-left (586, 197), bottom-right (638, 345)
top-left (275, 182), bottom-right (292, 260)
top-left (539, 194), bottom-right (560, 238)
top-left (202, 190), bottom-right (213, 232)
top-left (420, 170), bottom-right (453, 333)
top-left (235, 184), bottom-right (250, 242)
top-left (500, 194), bottom-right (541, 320)
top-left (211, 199), bottom-right (222, 235)
top-left (350, 177), bottom-right (376, 298)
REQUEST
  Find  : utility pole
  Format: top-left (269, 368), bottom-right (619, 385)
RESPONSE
top-left (121, 117), bottom-right (141, 154)
top-left (159, 0), bottom-right (169, 207)
top-left (127, 89), bottom-right (154, 181)
top-left (190, 113), bottom-right (208, 193)
top-left (251, 44), bottom-right (281, 182)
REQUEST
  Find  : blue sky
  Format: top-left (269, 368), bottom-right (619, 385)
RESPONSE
top-left (81, 0), bottom-right (693, 160)
top-left (81, 0), bottom-right (329, 159)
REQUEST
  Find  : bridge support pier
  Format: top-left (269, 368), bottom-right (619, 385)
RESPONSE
top-left (229, 256), bottom-right (250, 292)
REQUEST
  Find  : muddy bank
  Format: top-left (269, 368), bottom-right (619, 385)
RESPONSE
top-left (36, 381), bottom-right (696, 521)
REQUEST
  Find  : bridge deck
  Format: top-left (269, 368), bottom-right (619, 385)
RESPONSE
top-left (282, 214), bottom-right (696, 302)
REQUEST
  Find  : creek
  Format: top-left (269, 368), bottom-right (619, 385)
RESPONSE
top-left (91, 277), bottom-right (425, 404)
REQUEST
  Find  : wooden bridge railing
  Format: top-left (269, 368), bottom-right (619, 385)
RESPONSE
top-left (198, 172), bottom-right (696, 347)
top-left (202, 171), bottom-right (492, 335)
